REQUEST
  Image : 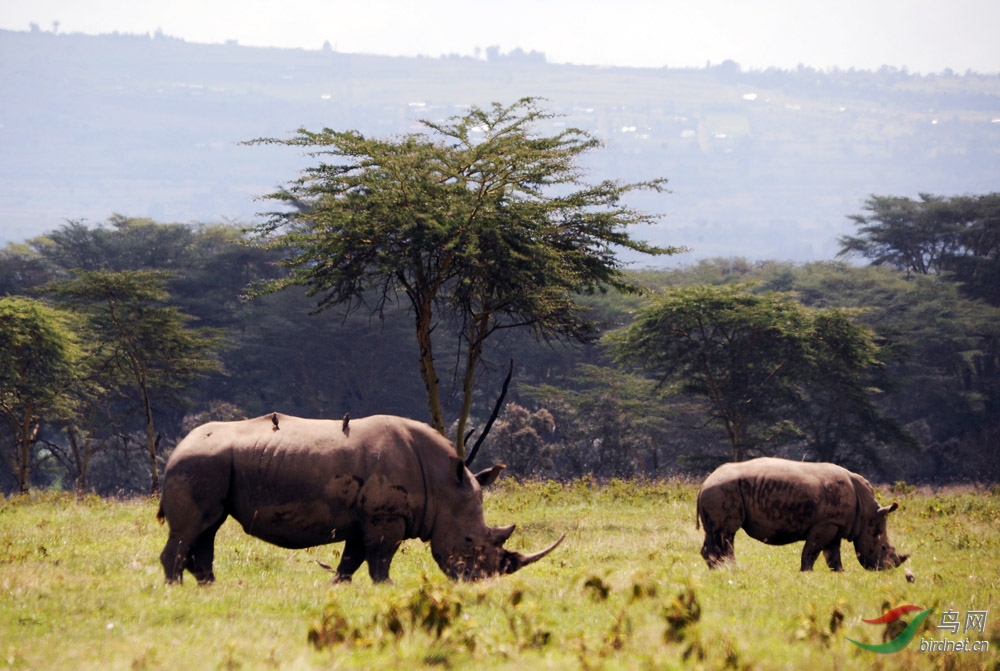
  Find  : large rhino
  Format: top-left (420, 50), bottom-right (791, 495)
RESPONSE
top-left (696, 457), bottom-right (908, 571)
top-left (158, 413), bottom-right (563, 584)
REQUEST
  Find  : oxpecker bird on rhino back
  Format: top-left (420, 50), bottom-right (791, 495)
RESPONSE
top-left (696, 457), bottom-right (908, 571)
top-left (157, 413), bottom-right (563, 584)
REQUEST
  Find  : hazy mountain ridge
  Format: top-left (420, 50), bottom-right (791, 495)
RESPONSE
top-left (2, 28), bottom-right (999, 262)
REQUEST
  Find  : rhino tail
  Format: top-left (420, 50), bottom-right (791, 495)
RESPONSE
top-left (695, 491), bottom-right (702, 530)
top-left (156, 500), bottom-right (165, 525)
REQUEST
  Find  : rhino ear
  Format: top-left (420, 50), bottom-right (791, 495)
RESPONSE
top-left (877, 501), bottom-right (899, 517)
top-left (474, 464), bottom-right (506, 488)
top-left (449, 457), bottom-right (467, 486)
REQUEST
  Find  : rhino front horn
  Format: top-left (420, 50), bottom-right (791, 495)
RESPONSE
top-left (503, 534), bottom-right (566, 574)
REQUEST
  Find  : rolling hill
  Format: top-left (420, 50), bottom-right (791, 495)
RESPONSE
top-left (2, 28), bottom-right (999, 263)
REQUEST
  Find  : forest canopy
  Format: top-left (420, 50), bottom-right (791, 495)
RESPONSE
top-left (1, 190), bottom-right (999, 493)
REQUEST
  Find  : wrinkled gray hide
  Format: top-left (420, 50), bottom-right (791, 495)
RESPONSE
top-left (696, 457), bottom-right (908, 571)
top-left (158, 413), bottom-right (562, 584)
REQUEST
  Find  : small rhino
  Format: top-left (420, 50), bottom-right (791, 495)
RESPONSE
top-left (696, 457), bottom-right (908, 571)
top-left (158, 413), bottom-right (563, 584)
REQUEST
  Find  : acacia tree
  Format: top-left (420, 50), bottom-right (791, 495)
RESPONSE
top-left (0, 296), bottom-right (81, 493)
top-left (839, 193), bottom-right (1000, 477)
top-left (43, 356), bottom-right (128, 497)
top-left (840, 192), bottom-right (1000, 305)
top-left (45, 270), bottom-right (224, 494)
top-left (48, 410), bottom-right (114, 498)
top-left (248, 98), bottom-right (679, 457)
top-left (791, 310), bottom-right (914, 466)
top-left (839, 194), bottom-right (966, 276)
top-left (610, 284), bottom-right (894, 462)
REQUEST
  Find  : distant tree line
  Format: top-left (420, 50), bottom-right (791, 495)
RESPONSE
top-left (1, 200), bottom-right (997, 492)
top-left (477, 192), bottom-right (1000, 483)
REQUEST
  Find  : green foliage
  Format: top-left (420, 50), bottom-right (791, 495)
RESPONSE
top-left (801, 267), bottom-right (1000, 479)
top-left (583, 575), bottom-right (612, 601)
top-left (836, 195), bottom-right (1000, 478)
top-left (246, 98), bottom-right (679, 455)
top-left (793, 601), bottom-right (845, 647)
top-left (0, 296), bottom-right (82, 492)
top-left (609, 283), bottom-right (898, 462)
top-left (40, 216), bottom-right (199, 275)
top-left (840, 193), bottom-right (1000, 307)
top-left (407, 579), bottom-right (466, 640)
top-left (0, 297), bottom-right (81, 409)
top-left (0, 297), bottom-right (81, 414)
top-left (662, 584), bottom-right (702, 642)
top-left (838, 193), bottom-right (1000, 480)
top-left (307, 600), bottom-right (363, 649)
top-left (2, 198), bottom-right (1000, 488)
top-left (841, 194), bottom-right (967, 276)
top-left (43, 269), bottom-right (225, 493)
top-left (662, 584), bottom-right (706, 661)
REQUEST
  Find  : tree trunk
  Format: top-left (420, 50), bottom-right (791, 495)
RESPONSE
top-left (455, 315), bottom-right (490, 460)
top-left (16, 409), bottom-right (38, 494)
top-left (66, 426), bottom-right (90, 500)
top-left (414, 301), bottom-right (446, 436)
top-left (724, 417), bottom-right (748, 462)
top-left (140, 382), bottom-right (159, 495)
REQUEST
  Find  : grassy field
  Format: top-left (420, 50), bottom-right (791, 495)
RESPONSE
top-left (1, 480), bottom-right (998, 670)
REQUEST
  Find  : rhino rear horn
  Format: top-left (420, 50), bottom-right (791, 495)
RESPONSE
top-left (502, 534), bottom-right (565, 575)
top-left (493, 524), bottom-right (516, 545)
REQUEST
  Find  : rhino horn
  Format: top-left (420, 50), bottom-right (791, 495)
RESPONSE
top-left (493, 524), bottom-right (516, 545)
top-left (501, 534), bottom-right (565, 575)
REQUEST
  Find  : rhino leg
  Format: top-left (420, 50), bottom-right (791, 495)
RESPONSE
top-left (160, 497), bottom-right (227, 585)
top-left (699, 514), bottom-right (737, 569)
top-left (363, 516), bottom-right (407, 583)
top-left (697, 484), bottom-right (742, 569)
top-left (330, 534), bottom-right (367, 583)
top-left (188, 516), bottom-right (226, 584)
top-left (822, 537), bottom-right (844, 572)
top-left (161, 533), bottom-right (190, 584)
top-left (161, 526), bottom-right (224, 584)
top-left (800, 524), bottom-right (840, 571)
top-left (702, 529), bottom-right (736, 568)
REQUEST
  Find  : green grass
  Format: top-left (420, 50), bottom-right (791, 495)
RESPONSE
top-left (1, 481), bottom-right (998, 670)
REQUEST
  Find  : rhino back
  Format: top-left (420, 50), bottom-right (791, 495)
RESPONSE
top-left (704, 458), bottom-right (858, 544)
top-left (165, 414), bottom-right (435, 549)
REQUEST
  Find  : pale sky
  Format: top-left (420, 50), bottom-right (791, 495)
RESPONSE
top-left (2, 0), bottom-right (999, 73)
